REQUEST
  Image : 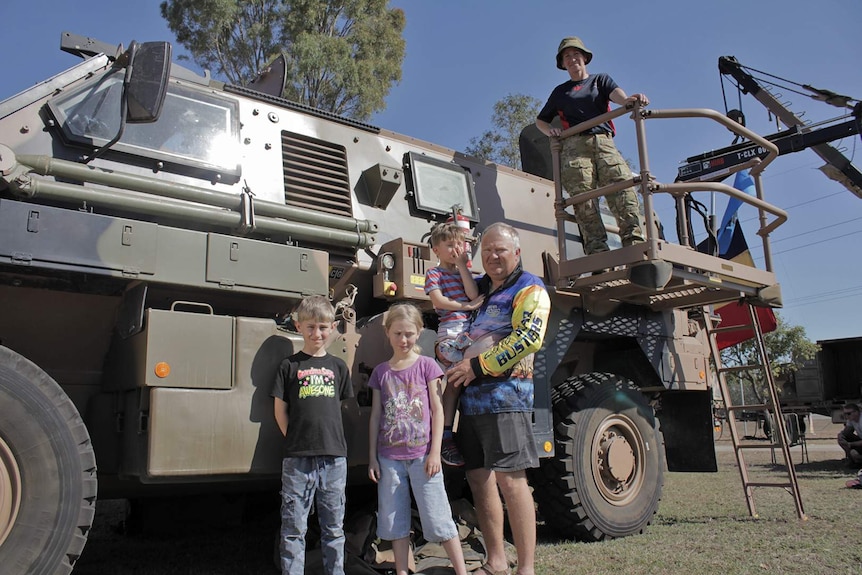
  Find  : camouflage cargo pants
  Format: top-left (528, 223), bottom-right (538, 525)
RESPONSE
top-left (560, 133), bottom-right (645, 254)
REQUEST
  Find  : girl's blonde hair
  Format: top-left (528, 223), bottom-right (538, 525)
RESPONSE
top-left (384, 304), bottom-right (424, 354)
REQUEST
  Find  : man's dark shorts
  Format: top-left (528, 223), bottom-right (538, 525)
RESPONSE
top-left (456, 412), bottom-right (539, 472)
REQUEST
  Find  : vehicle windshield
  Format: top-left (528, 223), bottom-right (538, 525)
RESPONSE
top-left (50, 70), bottom-right (240, 174)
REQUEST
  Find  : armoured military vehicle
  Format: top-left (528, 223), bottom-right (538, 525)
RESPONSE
top-left (0, 34), bottom-right (788, 574)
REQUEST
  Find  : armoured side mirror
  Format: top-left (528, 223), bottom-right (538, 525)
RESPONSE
top-left (126, 41), bottom-right (171, 123)
top-left (82, 40), bottom-right (172, 163)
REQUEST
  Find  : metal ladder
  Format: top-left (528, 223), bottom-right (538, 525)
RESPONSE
top-left (704, 303), bottom-right (807, 520)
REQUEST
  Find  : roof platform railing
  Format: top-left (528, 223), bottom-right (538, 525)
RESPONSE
top-left (549, 104), bottom-right (787, 312)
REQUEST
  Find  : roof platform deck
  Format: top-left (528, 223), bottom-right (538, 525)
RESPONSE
top-left (552, 240), bottom-right (780, 312)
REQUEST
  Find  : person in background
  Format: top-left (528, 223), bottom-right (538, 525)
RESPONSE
top-left (446, 223), bottom-right (551, 575)
top-left (367, 303), bottom-right (468, 575)
top-left (838, 402), bottom-right (862, 468)
top-left (272, 295), bottom-right (354, 575)
top-left (424, 221), bottom-right (484, 467)
top-left (535, 36), bottom-right (647, 255)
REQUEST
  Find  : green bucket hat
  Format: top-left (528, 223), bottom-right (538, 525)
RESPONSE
top-left (556, 36), bottom-right (593, 69)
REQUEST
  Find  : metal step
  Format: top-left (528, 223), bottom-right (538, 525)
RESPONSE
top-left (719, 364), bottom-right (766, 374)
top-left (726, 403), bottom-right (772, 411)
top-left (711, 323), bottom-right (755, 334)
top-left (736, 442), bottom-right (782, 450)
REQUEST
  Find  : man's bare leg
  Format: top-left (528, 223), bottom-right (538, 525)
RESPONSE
top-left (496, 469), bottom-right (536, 575)
top-left (466, 467), bottom-right (509, 573)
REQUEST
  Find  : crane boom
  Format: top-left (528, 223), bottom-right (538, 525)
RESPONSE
top-left (678, 56), bottom-right (862, 198)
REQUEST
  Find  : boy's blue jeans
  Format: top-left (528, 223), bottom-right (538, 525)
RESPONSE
top-left (280, 455), bottom-right (347, 575)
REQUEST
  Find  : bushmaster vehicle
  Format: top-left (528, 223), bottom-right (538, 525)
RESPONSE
top-left (0, 34), bottom-right (792, 574)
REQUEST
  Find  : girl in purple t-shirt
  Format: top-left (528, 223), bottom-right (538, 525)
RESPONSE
top-left (367, 304), bottom-right (468, 575)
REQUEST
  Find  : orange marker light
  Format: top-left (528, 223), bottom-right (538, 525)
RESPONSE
top-left (154, 362), bottom-right (171, 378)
top-left (543, 441), bottom-right (553, 453)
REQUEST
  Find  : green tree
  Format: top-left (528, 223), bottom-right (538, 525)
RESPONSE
top-left (720, 312), bottom-right (819, 405)
top-left (464, 93), bottom-right (541, 169)
top-left (160, 0), bottom-right (405, 120)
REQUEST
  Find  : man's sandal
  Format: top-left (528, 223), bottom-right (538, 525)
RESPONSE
top-left (477, 565), bottom-right (511, 575)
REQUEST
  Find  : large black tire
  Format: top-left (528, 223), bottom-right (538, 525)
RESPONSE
top-left (528, 372), bottom-right (664, 541)
top-left (0, 346), bottom-right (97, 575)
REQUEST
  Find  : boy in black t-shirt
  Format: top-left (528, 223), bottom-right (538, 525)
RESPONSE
top-left (272, 295), bottom-right (354, 575)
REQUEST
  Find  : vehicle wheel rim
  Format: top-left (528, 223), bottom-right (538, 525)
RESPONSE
top-left (591, 414), bottom-right (645, 505)
top-left (0, 434), bottom-right (22, 547)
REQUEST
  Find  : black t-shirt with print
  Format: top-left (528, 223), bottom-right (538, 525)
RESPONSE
top-left (271, 351), bottom-right (353, 457)
top-left (537, 73), bottom-right (620, 135)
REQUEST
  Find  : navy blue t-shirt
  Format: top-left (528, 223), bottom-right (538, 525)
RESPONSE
top-left (537, 73), bottom-right (620, 136)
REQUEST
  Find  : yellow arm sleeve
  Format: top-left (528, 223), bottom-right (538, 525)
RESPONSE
top-left (476, 284), bottom-right (551, 377)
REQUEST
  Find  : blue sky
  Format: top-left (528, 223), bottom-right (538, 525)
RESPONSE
top-left (3, 0), bottom-right (861, 341)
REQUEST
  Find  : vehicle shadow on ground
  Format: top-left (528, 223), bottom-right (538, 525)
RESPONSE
top-left (752, 457), bottom-right (857, 478)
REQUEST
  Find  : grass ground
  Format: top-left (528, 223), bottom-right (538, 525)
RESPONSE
top-left (533, 416), bottom-right (861, 575)
top-left (73, 417), bottom-right (862, 575)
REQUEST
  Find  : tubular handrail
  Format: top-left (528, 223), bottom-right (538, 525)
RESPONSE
top-left (645, 108), bottom-right (778, 177)
top-left (8, 174), bottom-right (377, 250)
top-left (557, 105), bottom-right (632, 140)
top-left (549, 103), bottom-right (785, 273)
top-left (16, 154), bottom-right (378, 234)
top-left (655, 181), bottom-right (787, 236)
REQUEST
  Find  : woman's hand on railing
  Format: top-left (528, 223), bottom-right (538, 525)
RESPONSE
top-left (625, 93), bottom-right (650, 107)
top-left (535, 119), bottom-right (562, 138)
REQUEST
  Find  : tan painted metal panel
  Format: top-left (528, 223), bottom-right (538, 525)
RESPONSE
top-left (147, 317), bottom-right (298, 477)
top-left (142, 309), bottom-right (234, 389)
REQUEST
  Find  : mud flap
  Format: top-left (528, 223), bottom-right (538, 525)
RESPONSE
top-left (658, 389), bottom-right (718, 472)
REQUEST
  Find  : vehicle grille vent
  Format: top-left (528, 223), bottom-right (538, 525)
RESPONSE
top-left (281, 130), bottom-right (352, 218)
